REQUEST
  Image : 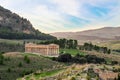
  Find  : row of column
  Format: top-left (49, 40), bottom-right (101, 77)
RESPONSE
top-left (25, 47), bottom-right (59, 56)
top-left (48, 48), bottom-right (59, 55)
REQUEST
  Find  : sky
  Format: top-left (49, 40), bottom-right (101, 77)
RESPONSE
top-left (0, 0), bottom-right (120, 33)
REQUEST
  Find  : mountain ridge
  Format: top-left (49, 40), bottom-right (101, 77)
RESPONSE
top-left (50, 27), bottom-right (120, 41)
top-left (0, 5), bottom-right (56, 40)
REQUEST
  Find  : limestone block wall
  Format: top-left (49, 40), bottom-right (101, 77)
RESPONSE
top-left (25, 43), bottom-right (59, 56)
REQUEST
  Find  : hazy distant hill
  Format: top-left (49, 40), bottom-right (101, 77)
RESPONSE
top-left (50, 27), bottom-right (120, 41)
top-left (0, 6), bottom-right (56, 40)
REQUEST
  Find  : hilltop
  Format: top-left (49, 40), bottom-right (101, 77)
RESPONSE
top-left (0, 6), bottom-right (56, 40)
top-left (50, 27), bottom-right (120, 41)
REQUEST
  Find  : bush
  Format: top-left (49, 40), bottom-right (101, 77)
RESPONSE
top-left (53, 53), bottom-right (107, 64)
top-left (51, 57), bottom-right (57, 61)
top-left (58, 53), bottom-right (72, 62)
top-left (7, 68), bottom-right (11, 73)
top-left (0, 54), bottom-right (4, 65)
top-left (20, 70), bottom-right (33, 77)
top-left (24, 55), bottom-right (30, 64)
top-left (70, 77), bottom-right (76, 80)
top-left (18, 62), bottom-right (22, 67)
top-left (85, 55), bottom-right (105, 64)
top-left (0, 52), bottom-right (5, 54)
top-left (111, 61), bottom-right (118, 65)
top-left (72, 57), bottom-right (87, 64)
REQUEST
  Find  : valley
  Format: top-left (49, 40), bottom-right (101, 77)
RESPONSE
top-left (0, 2), bottom-right (120, 80)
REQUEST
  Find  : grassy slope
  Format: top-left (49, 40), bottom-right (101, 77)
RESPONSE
top-left (22, 64), bottom-right (88, 80)
top-left (97, 40), bottom-right (120, 50)
top-left (0, 52), bottom-right (64, 80)
top-left (18, 68), bottom-right (64, 80)
top-left (60, 49), bottom-right (85, 56)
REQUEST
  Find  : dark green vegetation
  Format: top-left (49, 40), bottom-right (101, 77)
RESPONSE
top-left (0, 6), bottom-right (56, 40)
top-left (39, 38), bottom-right (78, 49)
top-left (0, 27), bottom-right (56, 40)
top-left (0, 52), bottom-right (63, 80)
top-left (0, 42), bottom-right (24, 52)
top-left (116, 74), bottom-right (120, 80)
top-left (112, 49), bottom-right (120, 55)
top-left (52, 53), bottom-right (107, 64)
top-left (84, 51), bottom-right (120, 64)
top-left (0, 53), bottom-right (4, 65)
top-left (87, 68), bottom-right (98, 79)
top-left (79, 43), bottom-right (111, 54)
top-left (0, 38), bottom-right (78, 53)
top-left (52, 53), bottom-right (119, 65)
top-left (0, 39), bottom-right (43, 53)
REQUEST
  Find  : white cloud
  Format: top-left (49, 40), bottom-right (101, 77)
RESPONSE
top-left (3, 2), bottom-right (66, 33)
top-left (51, 0), bottom-right (80, 17)
top-left (0, 0), bottom-right (120, 33)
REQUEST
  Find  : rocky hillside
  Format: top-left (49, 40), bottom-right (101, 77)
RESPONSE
top-left (50, 27), bottom-right (120, 41)
top-left (0, 6), bottom-right (56, 40)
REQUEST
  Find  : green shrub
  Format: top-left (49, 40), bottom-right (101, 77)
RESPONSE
top-left (70, 77), bottom-right (76, 80)
top-left (18, 62), bottom-right (22, 67)
top-left (24, 55), bottom-right (30, 64)
top-left (0, 54), bottom-right (4, 65)
top-left (21, 70), bottom-right (33, 77)
top-left (7, 68), bottom-right (11, 73)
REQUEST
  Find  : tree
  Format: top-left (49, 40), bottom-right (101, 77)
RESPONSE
top-left (70, 77), bottom-right (76, 80)
top-left (7, 68), bottom-right (11, 73)
top-left (0, 54), bottom-right (4, 65)
top-left (107, 49), bottom-right (111, 54)
top-left (24, 55), bottom-right (30, 64)
top-left (73, 40), bottom-right (78, 49)
top-left (18, 62), bottom-right (23, 67)
top-left (102, 47), bottom-right (108, 53)
top-left (80, 43), bottom-right (111, 54)
top-left (39, 39), bottom-right (78, 49)
top-left (58, 53), bottom-right (72, 62)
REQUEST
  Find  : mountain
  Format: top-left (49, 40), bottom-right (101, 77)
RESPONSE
top-left (50, 27), bottom-right (120, 41)
top-left (0, 6), bottom-right (56, 40)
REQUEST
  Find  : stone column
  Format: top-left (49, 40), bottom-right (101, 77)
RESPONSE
top-left (47, 48), bottom-right (48, 56)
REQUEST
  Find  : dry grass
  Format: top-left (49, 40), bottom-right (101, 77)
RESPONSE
top-left (97, 40), bottom-right (120, 50)
top-left (3, 52), bottom-right (23, 57)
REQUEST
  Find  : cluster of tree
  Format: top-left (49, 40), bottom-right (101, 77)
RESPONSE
top-left (79, 43), bottom-right (111, 54)
top-left (0, 42), bottom-right (24, 53)
top-left (0, 27), bottom-right (56, 40)
top-left (52, 53), bottom-right (106, 64)
top-left (39, 39), bottom-right (78, 49)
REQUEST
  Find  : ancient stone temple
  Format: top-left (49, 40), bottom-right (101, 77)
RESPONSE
top-left (25, 43), bottom-right (59, 56)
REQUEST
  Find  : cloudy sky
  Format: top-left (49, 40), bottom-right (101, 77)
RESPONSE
top-left (0, 0), bottom-right (120, 33)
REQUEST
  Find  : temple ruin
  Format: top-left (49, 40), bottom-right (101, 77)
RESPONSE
top-left (25, 43), bottom-right (59, 56)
